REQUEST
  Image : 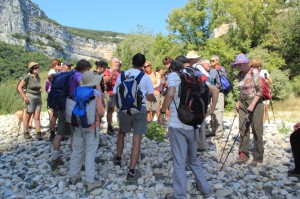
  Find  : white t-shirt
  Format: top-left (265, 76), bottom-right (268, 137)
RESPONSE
top-left (193, 63), bottom-right (210, 78)
top-left (113, 68), bottom-right (154, 105)
top-left (48, 68), bottom-right (56, 75)
top-left (167, 72), bottom-right (194, 130)
top-left (260, 69), bottom-right (270, 79)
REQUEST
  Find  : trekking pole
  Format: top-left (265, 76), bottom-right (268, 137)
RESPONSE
top-left (266, 105), bottom-right (270, 124)
top-left (220, 99), bottom-right (250, 171)
top-left (218, 112), bottom-right (237, 163)
top-left (270, 99), bottom-right (275, 122)
top-left (219, 114), bottom-right (249, 171)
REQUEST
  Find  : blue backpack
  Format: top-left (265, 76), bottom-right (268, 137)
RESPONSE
top-left (217, 69), bottom-right (231, 94)
top-left (115, 71), bottom-right (144, 115)
top-left (65, 86), bottom-right (96, 128)
top-left (47, 71), bottom-right (76, 110)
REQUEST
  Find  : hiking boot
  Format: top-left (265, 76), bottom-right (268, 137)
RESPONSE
top-left (107, 125), bottom-right (115, 136)
top-left (126, 169), bottom-right (142, 182)
top-left (48, 158), bottom-right (64, 171)
top-left (85, 179), bottom-right (104, 192)
top-left (165, 194), bottom-right (174, 199)
top-left (36, 132), bottom-right (43, 141)
top-left (250, 160), bottom-right (263, 166)
top-left (61, 136), bottom-right (69, 142)
top-left (113, 156), bottom-right (121, 166)
top-left (237, 152), bottom-right (249, 163)
top-left (287, 169), bottom-right (300, 178)
top-left (24, 132), bottom-right (32, 139)
top-left (196, 182), bottom-right (212, 198)
top-left (48, 131), bottom-right (56, 142)
top-left (206, 133), bottom-right (216, 138)
top-left (69, 177), bottom-right (81, 185)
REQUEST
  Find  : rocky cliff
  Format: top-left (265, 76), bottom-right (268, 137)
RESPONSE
top-left (0, 0), bottom-right (122, 60)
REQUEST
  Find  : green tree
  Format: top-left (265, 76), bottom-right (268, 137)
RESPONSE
top-left (166, 0), bottom-right (210, 50)
top-left (261, 0), bottom-right (300, 77)
top-left (210, 0), bottom-right (278, 48)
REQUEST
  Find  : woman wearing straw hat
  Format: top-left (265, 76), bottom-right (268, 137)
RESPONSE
top-left (17, 62), bottom-right (43, 140)
top-left (231, 53), bottom-right (264, 166)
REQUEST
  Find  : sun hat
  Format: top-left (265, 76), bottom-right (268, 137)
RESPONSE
top-left (231, 54), bottom-right (250, 66)
top-left (81, 71), bottom-right (102, 87)
top-left (186, 51), bottom-right (200, 59)
top-left (28, 62), bottom-right (39, 69)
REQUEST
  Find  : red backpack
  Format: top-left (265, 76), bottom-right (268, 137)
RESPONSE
top-left (261, 77), bottom-right (272, 100)
top-left (250, 68), bottom-right (272, 101)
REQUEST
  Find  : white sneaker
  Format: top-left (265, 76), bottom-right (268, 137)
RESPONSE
top-left (86, 179), bottom-right (104, 192)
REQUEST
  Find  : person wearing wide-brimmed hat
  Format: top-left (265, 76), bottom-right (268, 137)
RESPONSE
top-left (17, 62), bottom-right (43, 140)
top-left (68, 70), bottom-right (105, 192)
top-left (231, 53), bottom-right (264, 166)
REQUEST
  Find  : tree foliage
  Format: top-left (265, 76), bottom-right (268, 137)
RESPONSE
top-left (0, 41), bottom-right (50, 82)
top-left (166, 0), bottom-right (210, 50)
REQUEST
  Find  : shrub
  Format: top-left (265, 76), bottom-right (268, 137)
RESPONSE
top-left (291, 75), bottom-right (300, 96)
top-left (145, 122), bottom-right (167, 142)
top-left (0, 83), bottom-right (23, 114)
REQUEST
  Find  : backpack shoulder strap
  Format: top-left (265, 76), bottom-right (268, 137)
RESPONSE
top-left (120, 71), bottom-right (125, 82)
top-left (135, 72), bottom-right (144, 84)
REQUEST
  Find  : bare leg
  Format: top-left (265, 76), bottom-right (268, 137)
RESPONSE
top-left (107, 107), bottom-right (114, 126)
top-left (116, 130), bottom-right (126, 157)
top-left (23, 112), bottom-right (32, 132)
top-left (129, 134), bottom-right (142, 170)
top-left (147, 111), bottom-right (152, 122)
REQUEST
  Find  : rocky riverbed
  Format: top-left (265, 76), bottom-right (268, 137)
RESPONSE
top-left (0, 112), bottom-right (299, 198)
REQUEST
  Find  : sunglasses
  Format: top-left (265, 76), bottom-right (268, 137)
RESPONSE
top-left (32, 66), bottom-right (40, 70)
top-left (210, 60), bottom-right (215, 62)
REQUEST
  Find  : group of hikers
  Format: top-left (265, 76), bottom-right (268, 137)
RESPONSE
top-left (16, 51), bottom-right (300, 198)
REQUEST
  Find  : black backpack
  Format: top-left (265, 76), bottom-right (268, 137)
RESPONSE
top-left (47, 70), bottom-right (76, 110)
top-left (173, 67), bottom-right (210, 128)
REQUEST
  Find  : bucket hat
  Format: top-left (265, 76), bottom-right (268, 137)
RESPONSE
top-left (28, 62), bottom-right (39, 69)
top-left (231, 54), bottom-right (250, 66)
top-left (186, 51), bottom-right (200, 59)
top-left (82, 71), bottom-right (102, 87)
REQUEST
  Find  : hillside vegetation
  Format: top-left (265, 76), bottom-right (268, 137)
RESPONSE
top-left (64, 26), bottom-right (125, 43)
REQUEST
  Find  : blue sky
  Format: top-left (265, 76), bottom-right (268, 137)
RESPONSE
top-left (31, 0), bottom-right (188, 35)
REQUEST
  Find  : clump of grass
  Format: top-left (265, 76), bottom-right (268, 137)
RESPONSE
top-left (145, 122), bottom-right (167, 142)
top-left (277, 121), bottom-right (290, 134)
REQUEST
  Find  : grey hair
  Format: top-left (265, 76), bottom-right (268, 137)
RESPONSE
top-left (110, 56), bottom-right (119, 62)
top-left (211, 55), bottom-right (220, 62)
top-left (200, 58), bottom-right (210, 65)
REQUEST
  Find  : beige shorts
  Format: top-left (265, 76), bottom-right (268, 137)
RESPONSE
top-left (146, 94), bottom-right (160, 112)
top-left (24, 93), bottom-right (42, 113)
top-left (107, 94), bottom-right (116, 108)
top-left (263, 100), bottom-right (270, 105)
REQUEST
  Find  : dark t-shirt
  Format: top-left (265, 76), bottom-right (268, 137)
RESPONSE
top-left (23, 74), bottom-right (41, 95)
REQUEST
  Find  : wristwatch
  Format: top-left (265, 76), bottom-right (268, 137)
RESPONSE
top-left (160, 110), bottom-right (166, 114)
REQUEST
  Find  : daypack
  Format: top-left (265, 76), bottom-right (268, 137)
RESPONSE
top-left (115, 71), bottom-right (144, 115)
top-left (261, 77), bottom-right (272, 100)
top-left (47, 70), bottom-right (76, 110)
top-left (65, 86), bottom-right (96, 128)
top-left (250, 68), bottom-right (272, 101)
top-left (174, 67), bottom-right (210, 127)
top-left (217, 68), bottom-right (231, 94)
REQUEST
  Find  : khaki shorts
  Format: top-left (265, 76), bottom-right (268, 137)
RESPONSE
top-left (118, 106), bottom-right (147, 134)
top-left (56, 110), bottom-right (72, 136)
top-left (24, 93), bottom-right (42, 113)
top-left (146, 94), bottom-right (160, 112)
top-left (107, 94), bottom-right (116, 108)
